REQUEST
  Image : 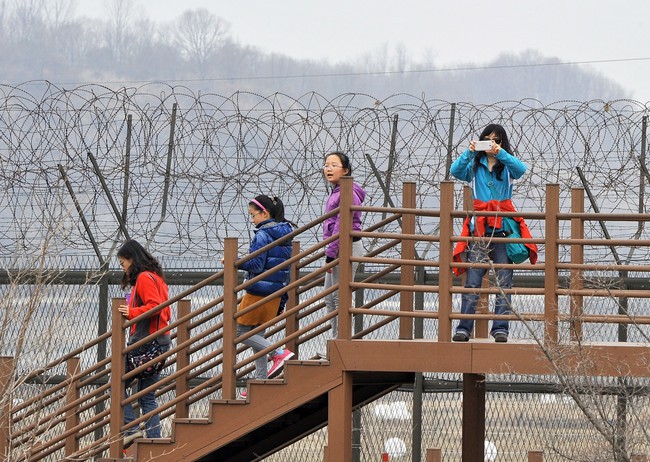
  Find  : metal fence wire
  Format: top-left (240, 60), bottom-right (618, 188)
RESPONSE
top-left (1, 82), bottom-right (649, 461)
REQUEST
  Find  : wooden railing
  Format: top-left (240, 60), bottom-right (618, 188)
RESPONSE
top-left (2, 178), bottom-right (650, 460)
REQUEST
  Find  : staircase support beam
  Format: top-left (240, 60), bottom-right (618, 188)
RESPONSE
top-left (327, 371), bottom-right (353, 461)
top-left (462, 373), bottom-right (485, 462)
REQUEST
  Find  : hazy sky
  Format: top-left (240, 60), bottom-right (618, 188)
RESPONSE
top-left (77, 0), bottom-right (650, 102)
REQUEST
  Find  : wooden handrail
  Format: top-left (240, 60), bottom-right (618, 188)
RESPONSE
top-left (6, 180), bottom-right (650, 460)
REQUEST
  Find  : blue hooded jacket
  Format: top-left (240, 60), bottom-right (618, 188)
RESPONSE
top-left (239, 219), bottom-right (293, 296)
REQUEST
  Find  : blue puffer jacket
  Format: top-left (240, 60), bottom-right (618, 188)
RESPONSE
top-left (239, 219), bottom-right (293, 296)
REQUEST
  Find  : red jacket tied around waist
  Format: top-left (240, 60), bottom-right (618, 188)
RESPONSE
top-left (452, 198), bottom-right (538, 276)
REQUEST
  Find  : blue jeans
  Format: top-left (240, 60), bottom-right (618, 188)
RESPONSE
top-left (455, 239), bottom-right (513, 337)
top-left (124, 343), bottom-right (170, 438)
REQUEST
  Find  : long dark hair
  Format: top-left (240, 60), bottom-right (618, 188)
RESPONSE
top-left (473, 124), bottom-right (514, 181)
top-left (117, 239), bottom-right (165, 289)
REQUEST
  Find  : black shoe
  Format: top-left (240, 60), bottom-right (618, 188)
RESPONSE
top-left (452, 332), bottom-right (469, 342)
top-left (494, 333), bottom-right (508, 343)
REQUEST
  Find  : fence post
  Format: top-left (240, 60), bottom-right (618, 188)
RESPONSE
top-left (175, 299), bottom-right (192, 419)
top-left (399, 181), bottom-right (416, 339)
top-left (437, 181), bottom-right (455, 341)
top-left (528, 450), bottom-right (544, 461)
top-left (413, 265), bottom-right (425, 462)
top-left (0, 356), bottom-right (13, 458)
top-left (109, 297), bottom-right (127, 457)
top-left (444, 102), bottom-right (457, 180)
top-left (222, 237), bottom-right (239, 400)
top-left (544, 184), bottom-right (560, 345)
top-left (64, 357), bottom-right (81, 457)
top-left (570, 188), bottom-right (584, 341)
top-left (352, 261), bottom-right (365, 462)
top-left (95, 270), bottom-right (110, 445)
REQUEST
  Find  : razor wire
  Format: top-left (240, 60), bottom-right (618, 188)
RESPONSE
top-left (0, 82), bottom-right (648, 271)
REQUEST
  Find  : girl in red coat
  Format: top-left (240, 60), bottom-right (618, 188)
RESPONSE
top-left (117, 239), bottom-right (171, 445)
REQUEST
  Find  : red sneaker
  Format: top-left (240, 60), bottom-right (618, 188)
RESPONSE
top-left (267, 350), bottom-right (294, 378)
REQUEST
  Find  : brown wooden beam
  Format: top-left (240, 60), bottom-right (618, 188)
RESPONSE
top-left (332, 339), bottom-right (650, 378)
top-left (327, 371), bottom-right (353, 462)
top-left (462, 373), bottom-right (485, 462)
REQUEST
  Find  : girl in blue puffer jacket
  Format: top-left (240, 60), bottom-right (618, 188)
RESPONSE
top-left (236, 195), bottom-right (295, 388)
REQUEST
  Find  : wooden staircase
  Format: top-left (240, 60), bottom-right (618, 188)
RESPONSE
top-left (130, 351), bottom-right (414, 461)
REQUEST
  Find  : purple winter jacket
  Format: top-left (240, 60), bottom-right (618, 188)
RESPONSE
top-left (323, 181), bottom-right (366, 260)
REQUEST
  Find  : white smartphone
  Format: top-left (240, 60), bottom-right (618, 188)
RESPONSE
top-left (474, 140), bottom-right (493, 151)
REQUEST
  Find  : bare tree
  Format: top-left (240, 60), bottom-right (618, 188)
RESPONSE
top-left (103, 0), bottom-right (142, 64)
top-left (7, 0), bottom-right (46, 42)
top-left (489, 260), bottom-right (650, 462)
top-left (42, 0), bottom-right (77, 30)
top-left (167, 8), bottom-right (231, 77)
top-left (392, 42), bottom-right (409, 73)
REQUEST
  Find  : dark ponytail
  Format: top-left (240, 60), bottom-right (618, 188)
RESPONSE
top-left (250, 195), bottom-right (287, 223)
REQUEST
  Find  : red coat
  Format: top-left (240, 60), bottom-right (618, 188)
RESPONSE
top-left (452, 199), bottom-right (538, 276)
top-left (128, 271), bottom-right (171, 343)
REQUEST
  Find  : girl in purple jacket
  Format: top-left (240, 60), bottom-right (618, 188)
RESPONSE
top-left (322, 152), bottom-right (366, 343)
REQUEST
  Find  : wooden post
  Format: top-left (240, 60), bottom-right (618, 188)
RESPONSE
top-left (0, 356), bottom-right (13, 458)
top-left (462, 373), bottom-right (485, 462)
top-left (222, 237), bottom-right (239, 400)
top-left (426, 448), bottom-right (442, 462)
top-left (109, 298), bottom-right (127, 457)
top-left (337, 176), bottom-right (354, 340)
top-left (399, 182), bottom-right (416, 339)
top-left (438, 181), bottom-right (455, 341)
top-left (544, 184), bottom-right (560, 345)
top-left (175, 299), bottom-right (191, 419)
top-left (64, 357), bottom-right (81, 456)
top-left (528, 450), bottom-right (544, 461)
top-left (286, 241), bottom-right (301, 356)
top-left (570, 188), bottom-right (584, 341)
top-left (327, 372), bottom-right (353, 461)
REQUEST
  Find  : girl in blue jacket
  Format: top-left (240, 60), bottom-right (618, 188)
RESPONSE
top-left (450, 123), bottom-right (528, 343)
top-left (236, 195), bottom-right (295, 392)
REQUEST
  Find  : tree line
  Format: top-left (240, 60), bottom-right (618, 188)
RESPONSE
top-left (0, 0), bottom-right (630, 102)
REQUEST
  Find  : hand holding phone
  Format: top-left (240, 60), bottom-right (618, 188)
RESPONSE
top-left (474, 140), bottom-right (493, 151)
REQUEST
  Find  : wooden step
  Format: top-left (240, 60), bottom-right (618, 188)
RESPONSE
top-left (136, 359), bottom-right (342, 461)
top-left (133, 353), bottom-right (416, 462)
